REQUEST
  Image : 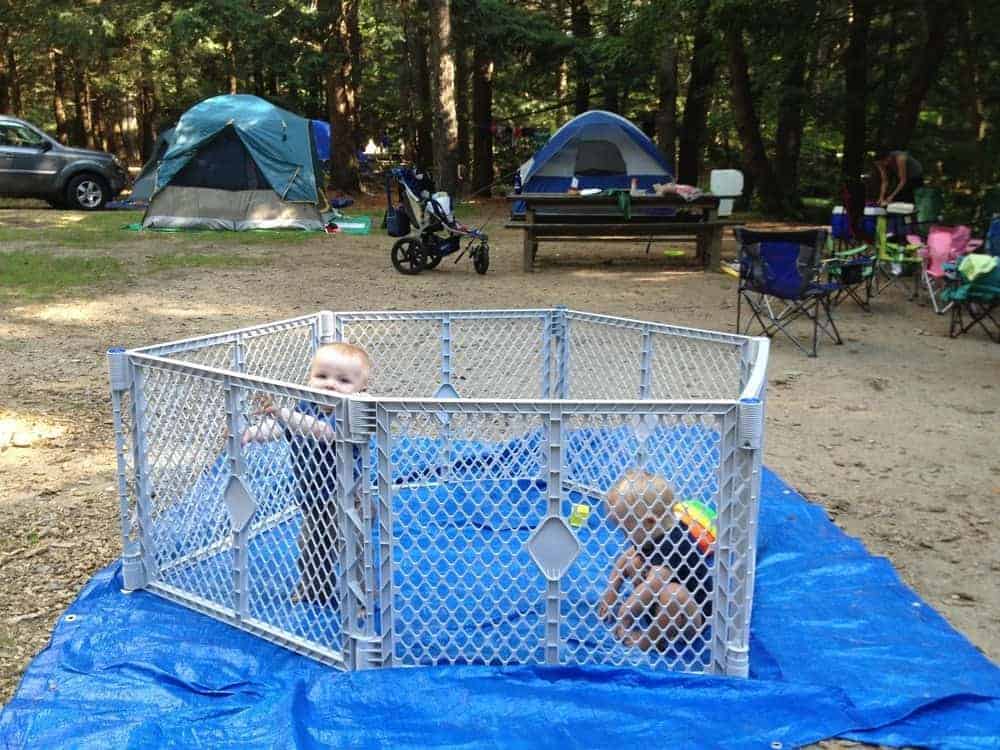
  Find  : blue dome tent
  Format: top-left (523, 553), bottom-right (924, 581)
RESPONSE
top-left (517, 110), bottom-right (674, 195)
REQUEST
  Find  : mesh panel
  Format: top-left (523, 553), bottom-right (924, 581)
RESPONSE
top-left (560, 413), bottom-right (721, 672)
top-left (137, 363), bottom-right (234, 613)
top-left (340, 318), bottom-right (442, 397)
top-left (566, 318), bottom-right (643, 399)
top-left (242, 389), bottom-right (347, 659)
top-left (242, 325), bottom-right (315, 383)
top-left (452, 316), bottom-right (547, 399)
top-left (387, 408), bottom-right (548, 665)
top-left (649, 333), bottom-right (742, 400)
top-left (162, 341), bottom-right (236, 372)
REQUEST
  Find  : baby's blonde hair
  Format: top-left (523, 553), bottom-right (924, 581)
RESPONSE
top-left (314, 342), bottom-right (373, 382)
top-left (606, 469), bottom-right (674, 525)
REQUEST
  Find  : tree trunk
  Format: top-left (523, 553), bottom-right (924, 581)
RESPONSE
top-left (49, 50), bottom-right (69, 144)
top-left (226, 39), bottom-right (238, 94)
top-left (601, 0), bottom-right (623, 113)
top-left (0, 29), bottom-right (9, 114)
top-left (346, 0), bottom-right (362, 143)
top-left (726, 26), bottom-right (786, 214)
top-left (958, 3), bottom-right (985, 143)
top-left (402, 0), bottom-right (434, 167)
top-left (472, 44), bottom-right (494, 196)
top-left (320, 0), bottom-right (360, 193)
top-left (7, 47), bottom-right (21, 116)
top-left (555, 0), bottom-right (570, 120)
top-left (655, 34), bottom-right (678, 172)
top-left (455, 39), bottom-right (470, 188)
top-left (73, 69), bottom-right (96, 150)
top-left (841, 0), bottom-right (873, 182)
top-left (676, 1), bottom-right (716, 185)
top-left (428, 0), bottom-right (458, 196)
top-left (570, 0), bottom-right (592, 115)
top-left (774, 0), bottom-right (815, 205)
top-left (138, 47), bottom-right (156, 161)
top-left (891, 0), bottom-right (959, 149)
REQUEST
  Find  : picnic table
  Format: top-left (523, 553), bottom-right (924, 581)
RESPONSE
top-left (505, 192), bottom-right (732, 272)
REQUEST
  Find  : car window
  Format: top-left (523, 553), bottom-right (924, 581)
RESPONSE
top-left (0, 124), bottom-right (46, 147)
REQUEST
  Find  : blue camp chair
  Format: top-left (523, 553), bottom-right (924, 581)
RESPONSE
top-left (735, 227), bottom-right (843, 357)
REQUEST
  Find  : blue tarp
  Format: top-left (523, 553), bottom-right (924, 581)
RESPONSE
top-left (155, 95), bottom-right (321, 204)
top-left (2, 467), bottom-right (998, 748)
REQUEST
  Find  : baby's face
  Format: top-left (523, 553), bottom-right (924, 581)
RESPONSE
top-left (608, 475), bottom-right (674, 545)
top-left (308, 348), bottom-right (369, 397)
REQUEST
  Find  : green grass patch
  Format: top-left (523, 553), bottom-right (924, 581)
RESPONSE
top-left (0, 250), bottom-right (125, 300)
top-left (0, 210), bottom-right (146, 249)
top-left (148, 252), bottom-right (268, 271)
top-left (0, 209), bottom-right (327, 249)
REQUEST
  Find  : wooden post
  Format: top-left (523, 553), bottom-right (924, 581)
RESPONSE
top-left (523, 205), bottom-right (536, 272)
top-left (705, 205), bottom-right (722, 272)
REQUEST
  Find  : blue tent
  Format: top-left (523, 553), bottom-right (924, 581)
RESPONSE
top-left (310, 119), bottom-right (330, 163)
top-left (142, 95), bottom-right (326, 230)
top-left (517, 110), bottom-right (674, 194)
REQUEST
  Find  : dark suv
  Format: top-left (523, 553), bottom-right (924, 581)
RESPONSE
top-left (0, 116), bottom-right (127, 210)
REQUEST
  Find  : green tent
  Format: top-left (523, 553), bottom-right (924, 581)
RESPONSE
top-left (143, 95), bottom-right (326, 231)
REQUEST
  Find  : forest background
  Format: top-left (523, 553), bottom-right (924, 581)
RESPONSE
top-left (1, 0), bottom-right (997, 219)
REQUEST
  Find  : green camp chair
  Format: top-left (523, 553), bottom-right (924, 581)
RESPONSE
top-left (942, 254), bottom-right (1000, 342)
top-left (872, 213), bottom-right (923, 297)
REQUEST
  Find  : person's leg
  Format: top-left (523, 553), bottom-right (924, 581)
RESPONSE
top-left (293, 502), bottom-right (339, 603)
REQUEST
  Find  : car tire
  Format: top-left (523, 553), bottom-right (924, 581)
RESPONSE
top-left (66, 174), bottom-right (109, 211)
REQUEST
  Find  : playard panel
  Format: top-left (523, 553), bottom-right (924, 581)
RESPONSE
top-left (111, 309), bottom-right (766, 676)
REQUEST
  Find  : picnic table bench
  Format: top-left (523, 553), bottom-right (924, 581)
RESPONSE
top-left (505, 193), bottom-right (733, 272)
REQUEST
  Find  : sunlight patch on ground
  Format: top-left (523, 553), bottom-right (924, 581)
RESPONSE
top-left (27, 303), bottom-right (106, 323)
top-left (0, 413), bottom-right (68, 449)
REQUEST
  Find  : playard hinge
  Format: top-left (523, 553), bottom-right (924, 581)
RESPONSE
top-left (107, 347), bottom-right (131, 391)
top-left (121, 541), bottom-right (148, 591)
top-left (738, 398), bottom-right (763, 450)
top-left (550, 305), bottom-right (568, 339)
top-left (318, 311), bottom-right (337, 344)
top-left (347, 399), bottom-right (377, 440)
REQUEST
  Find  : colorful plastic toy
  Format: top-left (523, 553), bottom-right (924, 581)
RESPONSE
top-left (672, 500), bottom-right (717, 553)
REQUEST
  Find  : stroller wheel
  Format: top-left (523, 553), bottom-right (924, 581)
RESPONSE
top-left (391, 238), bottom-right (426, 275)
top-left (473, 244), bottom-right (490, 275)
top-left (423, 254), bottom-right (443, 270)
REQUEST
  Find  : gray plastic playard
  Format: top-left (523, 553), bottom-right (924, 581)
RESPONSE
top-left (108, 308), bottom-right (768, 677)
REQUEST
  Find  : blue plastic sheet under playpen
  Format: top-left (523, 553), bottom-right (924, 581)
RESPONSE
top-left (1, 443), bottom-right (998, 747)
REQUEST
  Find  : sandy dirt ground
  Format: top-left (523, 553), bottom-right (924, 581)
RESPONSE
top-left (1, 201), bottom-right (998, 739)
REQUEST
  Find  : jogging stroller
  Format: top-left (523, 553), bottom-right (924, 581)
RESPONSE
top-left (384, 166), bottom-right (490, 275)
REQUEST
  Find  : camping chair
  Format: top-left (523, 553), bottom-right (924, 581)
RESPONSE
top-left (825, 249), bottom-right (875, 311)
top-left (872, 210), bottom-right (923, 297)
top-left (917, 225), bottom-right (980, 314)
top-left (942, 254), bottom-right (1000, 342)
top-left (824, 183), bottom-right (876, 310)
top-left (735, 227), bottom-right (842, 357)
top-left (985, 218), bottom-right (1000, 257)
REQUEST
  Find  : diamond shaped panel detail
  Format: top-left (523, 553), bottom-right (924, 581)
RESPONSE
top-left (526, 515), bottom-right (580, 581)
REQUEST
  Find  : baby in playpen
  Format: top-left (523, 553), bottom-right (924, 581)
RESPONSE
top-left (242, 342), bottom-right (372, 604)
top-left (598, 469), bottom-right (714, 652)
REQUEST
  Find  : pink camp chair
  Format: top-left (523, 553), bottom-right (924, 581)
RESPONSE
top-left (913, 225), bottom-right (983, 313)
